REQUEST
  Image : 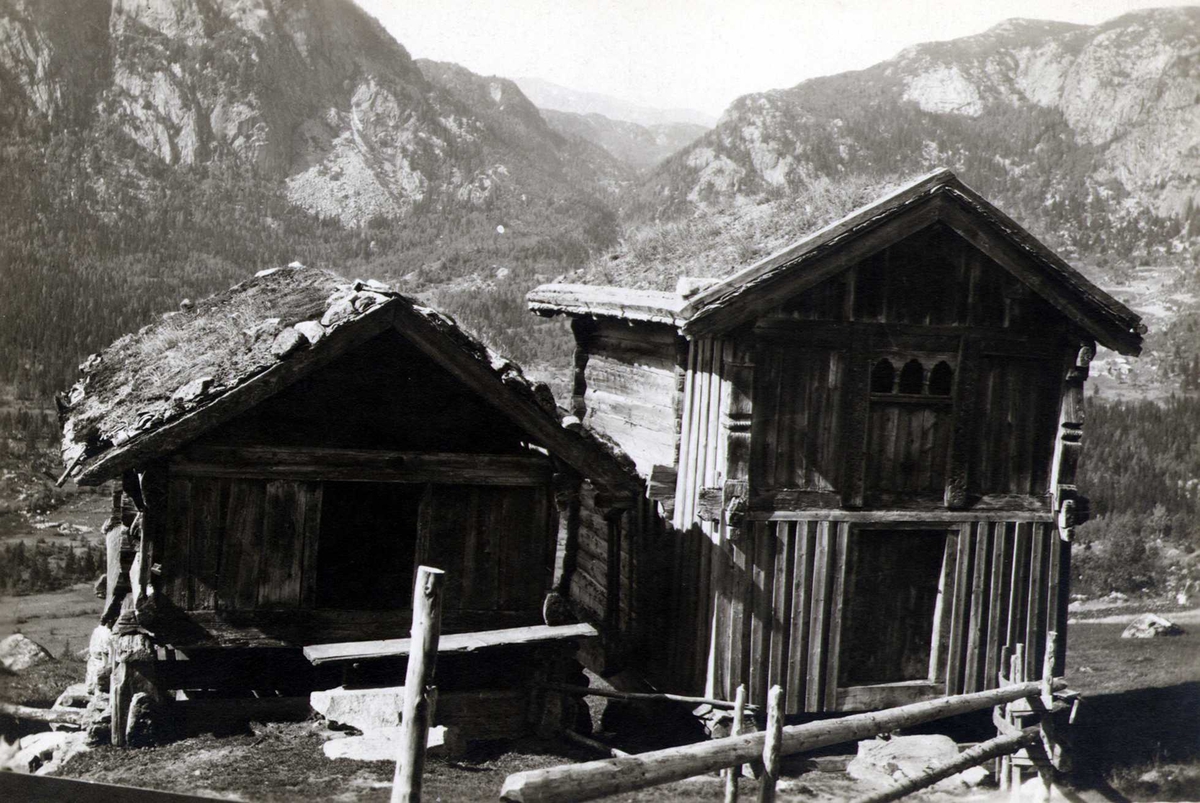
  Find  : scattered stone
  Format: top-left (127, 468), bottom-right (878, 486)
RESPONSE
top-left (848, 734), bottom-right (978, 792)
top-left (1121, 612), bottom-right (1184, 638)
top-left (84, 692), bottom-right (112, 746)
top-left (310, 686), bottom-right (404, 731)
top-left (271, 327), bottom-right (307, 359)
top-left (294, 320), bottom-right (325, 345)
top-left (125, 692), bottom-right (157, 747)
top-left (322, 725), bottom-right (447, 761)
top-left (321, 297), bottom-right (357, 327)
top-left (85, 626), bottom-right (112, 694)
top-left (179, 298), bottom-right (194, 312)
top-left (0, 633), bottom-right (54, 672)
top-left (10, 731), bottom-right (67, 773)
top-left (255, 267), bottom-right (281, 278)
top-left (171, 375), bottom-right (213, 405)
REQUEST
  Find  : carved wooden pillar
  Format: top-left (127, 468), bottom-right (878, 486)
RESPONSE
top-left (569, 317), bottom-right (596, 421)
top-left (1050, 341), bottom-right (1094, 535)
top-left (721, 338), bottom-right (755, 538)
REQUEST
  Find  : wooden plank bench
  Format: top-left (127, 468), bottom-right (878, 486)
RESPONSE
top-left (302, 622), bottom-right (599, 666)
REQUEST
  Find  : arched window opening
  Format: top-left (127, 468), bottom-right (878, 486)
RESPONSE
top-left (929, 361), bottom-right (954, 396)
top-left (898, 359), bottom-right (924, 395)
top-left (870, 359), bottom-right (895, 393)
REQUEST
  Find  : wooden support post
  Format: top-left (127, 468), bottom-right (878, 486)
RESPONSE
top-left (392, 566), bottom-right (445, 803)
top-left (758, 686), bottom-right (784, 803)
top-left (501, 679), bottom-right (1066, 803)
top-left (542, 682), bottom-right (753, 712)
top-left (725, 684), bottom-right (747, 803)
top-left (852, 726), bottom-right (1041, 803)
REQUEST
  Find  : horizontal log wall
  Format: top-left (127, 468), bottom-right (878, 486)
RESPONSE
top-left (579, 320), bottom-right (686, 478)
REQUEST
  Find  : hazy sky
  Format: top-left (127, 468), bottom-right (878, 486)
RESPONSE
top-left (357, 0), bottom-right (1185, 117)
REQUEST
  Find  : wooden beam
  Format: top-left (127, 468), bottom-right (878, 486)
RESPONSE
top-left (304, 622), bottom-right (599, 666)
top-left (169, 446), bottom-right (553, 485)
top-left (499, 679), bottom-right (1066, 803)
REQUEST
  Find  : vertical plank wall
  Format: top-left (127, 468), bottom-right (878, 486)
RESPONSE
top-left (693, 517), bottom-right (1068, 713)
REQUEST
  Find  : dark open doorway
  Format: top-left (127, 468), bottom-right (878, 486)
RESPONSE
top-left (316, 482), bottom-right (422, 609)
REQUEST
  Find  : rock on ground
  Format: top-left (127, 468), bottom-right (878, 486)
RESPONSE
top-left (1121, 612), bottom-right (1185, 638)
top-left (848, 734), bottom-right (990, 792)
top-left (310, 686), bottom-right (405, 731)
top-left (0, 633), bottom-right (54, 672)
top-left (321, 725), bottom-right (448, 761)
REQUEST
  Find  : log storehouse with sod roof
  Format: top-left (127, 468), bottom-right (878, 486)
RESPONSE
top-left (528, 169), bottom-right (1145, 718)
top-left (56, 266), bottom-right (641, 746)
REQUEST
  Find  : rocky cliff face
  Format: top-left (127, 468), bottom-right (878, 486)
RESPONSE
top-left (0, 0), bottom-right (620, 228)
top-left (638, 8), bottom-right (1200, 264)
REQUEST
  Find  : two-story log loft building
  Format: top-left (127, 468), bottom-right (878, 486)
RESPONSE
top-left (529, 168), bottom-right (1144, 715)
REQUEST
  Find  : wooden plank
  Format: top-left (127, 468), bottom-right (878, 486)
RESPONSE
top-left (944, 523), bottom-right (973, 695)
top-left (304, 622), bottom-right (599, 665)
top-left (835, 681), bottom-right (941, 711)
top-left (806, 522), bottom-right (832, 711)
top-left (768, 523), bottom-right (794, 695)
top-left (217, 481), bottom-right (266, 610)
top-left (1045, 524), bottom-right (1062, 676)
top-left (964, 523), bottom-right (991, 692)
top-left (786, 522), bottom-right (814, 713)
top-left (163, 478), bottom-right (191, 606)
top-left (171, 447), bottom-right (553, 486)
top-left (727, 536), bottom-right (751, 701)
top-left (1025, 523), bottom-right (1048, 679)
top-left (673, 339), bottom-right (699, 529)
top-left (188, 478), bottom-right (224, 611)
top-left (1007, 522), bottom-right (1032, 659)
top-left (749, 521), bottom-right (776, 705)
top-left (944, 336), bottom-right (979, 507)
top-left (823, 522), bottom-right (850, 711)
top-left (927, 531), bottom-right (955, 684)
top-left (984, 522), bottom-right (1011, 689)
top-left (840, 330), bottom-right (871, 507)
top-left (258, 481), bottom-right (306, 608)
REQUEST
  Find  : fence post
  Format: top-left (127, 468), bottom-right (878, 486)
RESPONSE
top-left (758, 686), bottom-right (784, 803)
top-left (724, 684), bottom-right (747, 803)
top-left (391, 566), bottom-right (444, 803)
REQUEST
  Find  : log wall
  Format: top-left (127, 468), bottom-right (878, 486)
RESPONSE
top-left (576, 319), bottom-right (687, 478)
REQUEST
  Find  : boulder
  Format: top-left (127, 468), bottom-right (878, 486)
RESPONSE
top-left (0, 634), bottom-right (54, 672)
top-left (84, 625), bottom-right (112, 694)
top-left (1121, 613), bottom-right (1184, 638)
top-left (10, 731), bottom-right (68, 773)
top-left (321, 725), bottom-right (447, 762)
top-left (125, 691), bottom-right (158, 747)
top-left (293, 320), bottom-right (325, 345)
top-left (310, 686), bottom-right (406, 731)
top-left (54, 683), bottom-right (90, 711)
top-left (848, 734), bottom-right (988, 792)
top-left (270, 328), bottom-right (307, 359)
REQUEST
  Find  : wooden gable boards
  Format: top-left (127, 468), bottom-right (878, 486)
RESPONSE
top-left (679, 170), bottom-right (1144, 354)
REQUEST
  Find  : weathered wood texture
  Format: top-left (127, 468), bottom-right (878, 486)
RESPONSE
top-left (650, 518), bottom-right (1068, 714)
top-left (393, 566), bottom-right (443, 803)
top-left (158, 476), bottom-right (552, 624)
top-left (577, 319), bottom-right (687, 477)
